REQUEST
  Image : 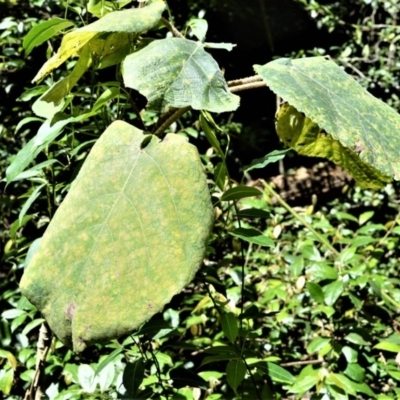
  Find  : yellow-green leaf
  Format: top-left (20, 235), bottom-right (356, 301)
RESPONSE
top-left (276, 103), bottom-right (390, 189)
top-left (20, 120), bottom-right (213, 352)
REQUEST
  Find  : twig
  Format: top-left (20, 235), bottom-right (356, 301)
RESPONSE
top-left (229, 81), bottom-right (267, 93)
top-left (280, 358), bottom-right (324, 367)
top-left (161, 17), bottom-right (184, 38)
top-left (24, 323), bottom-right (52, 400)
top-left (227, 76), bottom-right (263, 87)
top-left (154, 106), bottom-right (190, 136)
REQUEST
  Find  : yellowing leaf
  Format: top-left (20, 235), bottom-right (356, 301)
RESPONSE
top-left (256, 57), bottom-right (400, 180)
top-left (33, 1), bottom-right (166, 82)
top-left (276, 103), bottom-right (390, 189)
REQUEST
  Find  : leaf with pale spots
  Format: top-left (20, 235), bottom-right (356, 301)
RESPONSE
top-left (122, 37), bottom-right (240, 113)
top-left (255, 57), bottom-right (400, 181)
top-left (20, 120), bottom-right (213, 352)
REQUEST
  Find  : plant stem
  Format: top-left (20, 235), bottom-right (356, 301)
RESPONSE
top-left (24, 323), bottom-right (52, 400)
top-left (229, 81), bottom-right (267, 93)
top-left (227, 75), bottom-right (263, 86)
top-left (154, 106), bottom-right (190, 136)
top-left (161, 17), bottom-right (184, 38)
top-left (263, 181), bottom-right (340, 256)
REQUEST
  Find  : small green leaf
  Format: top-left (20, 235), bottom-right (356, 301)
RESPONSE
top-left (226, 359), bottom-right (246, 392)
top-left (201, 354), bottom-right (236, 366)
top-left (92, 87), bottom-right (120, 112)
top-left (95, 347), bottom-right (123, 375)
top-left (229, 228), bottom-right (274, 247)
top-left (326, 373), bottom-right (357, 396)
top-left (306, 282), bottom-right (325, 304)
top-left (255, 362), bottom-right (295, 384)
top-left (200, 112), bottom-right (224, 158)
top-left (221, 186), bottom-right (262, 201)
top-left (187, 18), bottom-right (208, 42)
top-left (373, 341), bottom-right (400, 352)
top-left (123, 358), bottom-right (145, 398)
top-left (19, 184), bottom-right (45, 225)
top-left (220, 312), bottom-right (238, 343)
top-left (244, 149), bottom-right (289, 172)
top-left (359, 211), bottom-right (374, 226)
top-left (344, 333), bottom-right (369, 346)
top-left (306, 337), bottom-right (331, 355)
top-left (237, 208), bottom-right (270, 219)
top-left (341, 346), bottom-right (358, 363)
top-left (0, 369), bottom-right (13, 395)
top-left (23, 18), bottom-right (75, 56)
top-left (78, 364), bottom-right (96, 393)
top-left (323, 280), bottom-right (345, 306)
top-left (214, 161), bottom-right (227, 191)
top-left (21, 318), bottom-right (45, 336)
top-left (344, 363), bottom-right (365, 383)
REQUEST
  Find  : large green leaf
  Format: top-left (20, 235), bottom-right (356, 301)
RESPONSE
top-left (276, 103), bottom-right (390, 189)
top-left (122, 37), bottom-right (240, 113)
top-left (20, 121), bottom-right (213, 352)
top-left (33, 1), bottom-right (166, 82)
top-left (255, 57), bottom-right (400, 179)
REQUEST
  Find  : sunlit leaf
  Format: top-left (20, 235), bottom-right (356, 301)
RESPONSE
top-left (275, 103), bottom-right (390, 189)
top-left (20, 121), bottom-right (213, 351)
top-left (122, 37), bottom-right (240, 113)
top-left (33, 1), bottom-right (166, 82)
top-left (255, 57), bottom-right (400, 180)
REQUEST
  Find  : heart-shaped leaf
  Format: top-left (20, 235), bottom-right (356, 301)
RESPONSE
top-left (122, 37), bottom-right (240, 113)
top-left (20, 120), bottom-right (213, 351)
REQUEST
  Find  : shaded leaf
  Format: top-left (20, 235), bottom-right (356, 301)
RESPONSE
top-left (229, 228), bottom-right (274, 247)
top-left (237, 208), bottom-right (270, 219)
top-left (221, 186), bottom-right (262, 201)
top-left (122, 37), bottom-right (239, 113)
top-left (226, 359), bottom-right (246, 392)
top-left (20, 121), bottom-right (214, 351)
top-left (275, 103), bottom-right (390, 189)
top-left (95, 347), bottom-right (123, 375)
top-left (170, 367), bottom-right (207, 389)
top-left (255, 57), bottom-right (400, 180)
top-left (123, 358), bottom-right (145, 398)
top-left (306, 282), bottom-right (325, 304)
top-left (244, 149), bottom-right (289, 172)
top-left (220, 312), bottom-right (238, 343)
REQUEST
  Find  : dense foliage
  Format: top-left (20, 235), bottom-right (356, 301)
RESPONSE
top-left (2, 1), bottom-right (400, 399)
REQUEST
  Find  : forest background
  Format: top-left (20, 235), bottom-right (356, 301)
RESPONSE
top-left (2, 0), bottom-right (400, 399)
